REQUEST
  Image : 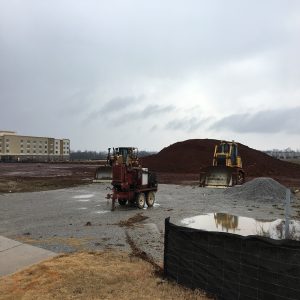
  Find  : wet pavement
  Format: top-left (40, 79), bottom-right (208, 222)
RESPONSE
top-left (0, 183), bottom-right (300, 263)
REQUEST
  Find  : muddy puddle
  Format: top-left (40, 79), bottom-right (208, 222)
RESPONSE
top-left (181, 213), bottom-right (300, 240)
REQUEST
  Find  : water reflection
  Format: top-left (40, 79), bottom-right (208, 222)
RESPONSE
top-left (214, 213), bottom-right (239, 232)
top-left (181, 213), bottom-right (300, 240)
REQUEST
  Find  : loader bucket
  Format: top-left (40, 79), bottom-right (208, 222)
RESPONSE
top-left (200, 166), bottom-right (233, 188)
top-left (93, 166), bottom-right (112, 183)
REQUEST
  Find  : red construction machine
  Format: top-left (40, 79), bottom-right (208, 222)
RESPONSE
top-left (106, 147), bottom-right (158, 211)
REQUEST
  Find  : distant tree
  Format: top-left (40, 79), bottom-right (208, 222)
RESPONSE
top-left (70, 150), bottom-right (157, 160)
top-left (70, 150), bottom-right (107, 160)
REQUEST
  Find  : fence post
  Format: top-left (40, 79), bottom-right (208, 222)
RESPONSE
top-left (164, 217), bottom-right (170, 277)
top-left (285, 188), bottom-right (291, 239)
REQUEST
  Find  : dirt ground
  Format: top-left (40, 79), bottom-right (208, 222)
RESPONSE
top-left (1, 162), bottom-right (299, 194)
top-left (1, 162), bottom-right (299, 299)
top-left (0, 163), bottom-right (97, 193)
top-left (0, 251), bottom-right (211, 300)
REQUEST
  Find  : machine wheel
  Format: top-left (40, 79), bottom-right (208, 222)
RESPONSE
top-left (146, 191), bottom-right (155, 207)
top-left (118, 199), bottom-right (127, 206)
top-left (136, 193), bottom-right (146, 209)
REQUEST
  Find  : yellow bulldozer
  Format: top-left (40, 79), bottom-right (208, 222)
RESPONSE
top-left (200, 141), bottom-right (245, 187)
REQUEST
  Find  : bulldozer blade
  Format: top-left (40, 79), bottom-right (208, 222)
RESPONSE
top-left (200, 166), bottom-right (233, 188)
top-left (93, 166), bottom-right (112, 183)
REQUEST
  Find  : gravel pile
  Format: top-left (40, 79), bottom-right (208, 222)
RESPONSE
top-left (224, 177), bottom-right (293, 202)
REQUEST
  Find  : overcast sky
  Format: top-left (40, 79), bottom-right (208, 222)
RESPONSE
top-left (1, 0), bottom-right (300, 151)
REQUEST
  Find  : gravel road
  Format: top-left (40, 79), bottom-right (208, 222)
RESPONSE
top-left (1, 182), bottom-right (299, 263)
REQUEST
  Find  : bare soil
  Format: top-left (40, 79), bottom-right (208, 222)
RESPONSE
top-left (0, 163), bottom-right (96, 193)
top-left (0, 251), bottom-right (211, 300)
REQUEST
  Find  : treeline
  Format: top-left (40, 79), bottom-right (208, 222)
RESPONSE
top-left (70, 150), bottom-right (157, 160)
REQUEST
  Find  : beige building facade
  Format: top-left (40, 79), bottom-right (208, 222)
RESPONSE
top-left (0, 131), bottom-right (70, 162)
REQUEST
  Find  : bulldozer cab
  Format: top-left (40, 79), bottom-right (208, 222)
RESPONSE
top-left (213, 142), bottom-right (241, 168)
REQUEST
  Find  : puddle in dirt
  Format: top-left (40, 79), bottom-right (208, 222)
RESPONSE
top-left (73, 194), bottom-right (95, 199)
top-left (181, 213), bottom-right (300, 240)
top-left (77, 207), bottom-right (88, 210)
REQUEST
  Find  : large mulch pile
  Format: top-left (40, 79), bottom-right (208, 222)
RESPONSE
top-left (141, 139), bottom-right (300, 185)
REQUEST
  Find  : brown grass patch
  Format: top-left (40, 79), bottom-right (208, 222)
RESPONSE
top-left (0, 251), bottom-right (211, 300)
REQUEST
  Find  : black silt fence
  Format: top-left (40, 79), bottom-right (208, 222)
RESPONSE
top-left (164, 218), bottom-right (300, 300)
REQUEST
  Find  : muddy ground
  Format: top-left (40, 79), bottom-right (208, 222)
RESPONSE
top-left (1, 183), bottom-right (299, 264)
top-left (1, 163), bottom-right (299, 194)
top-left (0, 163), bottom-right (97, 193)
top-left (1, 162), bottom-right (300, 265)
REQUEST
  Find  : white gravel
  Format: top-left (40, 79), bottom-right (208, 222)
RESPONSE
top-left (224, 177), bottom-right (293, 203)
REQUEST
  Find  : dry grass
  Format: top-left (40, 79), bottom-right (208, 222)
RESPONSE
top-left (0, 251), bottom-right (211, 300)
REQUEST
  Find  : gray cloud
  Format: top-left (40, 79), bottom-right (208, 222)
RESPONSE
top-left (0, 1), bottom-right (300, 150)
top-left (110, 104), bottom-right (175, 126)
top-left (210, 107), bottom-right (300, 134)
top-left (84, 96), bottom-right (142, 123)
top-left (100, 96), bottom-right (143, 114)
top-left (165, 117), bottom-right (209, 132)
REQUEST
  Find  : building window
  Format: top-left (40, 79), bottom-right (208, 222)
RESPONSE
top-left (44, 151), bottom-right (47, 153)
top-left (33, 150), bottom-right (36, 153)
top-left (21, 144), bottom-right (23, 148)
top-left (6, 149), bottom-right (9, 153)
top-left (6, 139), bottom-right (9, 142)
top-left (20, 150), bottom-right (24, 153)
top-left (27, 150), bottom-right (30, 154)
top-left (55, 151), bottom-right (58, 154)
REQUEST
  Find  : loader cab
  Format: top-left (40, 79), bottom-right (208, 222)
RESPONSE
top-left (114, 147), bottom-right (138, 166)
